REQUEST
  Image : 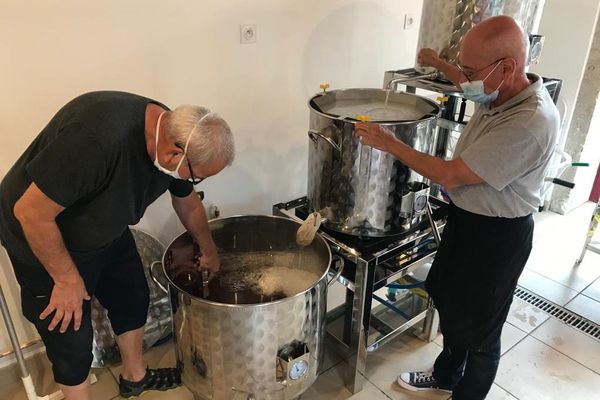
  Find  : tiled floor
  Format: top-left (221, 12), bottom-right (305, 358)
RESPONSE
top-left (6, 202), bottom-right (600, 400)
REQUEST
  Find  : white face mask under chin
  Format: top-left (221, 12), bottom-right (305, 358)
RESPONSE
top-left (153, 111), bottom-right (210, 180)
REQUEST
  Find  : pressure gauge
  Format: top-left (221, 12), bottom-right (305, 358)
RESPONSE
top-left (414, 195), bottom-right (428, 213)
top-left (289, 360), bottom-right (309, 380)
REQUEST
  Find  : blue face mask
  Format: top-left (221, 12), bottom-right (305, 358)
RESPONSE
top-left (460, 61), bottom-right (504, 104)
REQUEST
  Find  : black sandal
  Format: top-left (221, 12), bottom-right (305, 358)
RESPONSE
top-left (119, 367), bottom-right (182, 398)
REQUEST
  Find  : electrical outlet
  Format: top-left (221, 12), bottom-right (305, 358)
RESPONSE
top-left (404, 13), bottom-right (415, 30)
top-left (240, 24), bottom-right (257, 44)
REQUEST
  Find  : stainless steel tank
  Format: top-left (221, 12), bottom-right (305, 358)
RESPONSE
top-left (307, 88), bottom-right (440, 236)
top-left (416, 0), bottom-right (546, 72)
top-left (159, 215), bottom-right (337, 400)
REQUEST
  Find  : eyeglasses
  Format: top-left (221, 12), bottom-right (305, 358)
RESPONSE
top-left (184, 157), bottom-right (205, 185)
top-left (176, 144), bottom-right (206, 185)
top-left (456, 58), bottom-right (504, 82)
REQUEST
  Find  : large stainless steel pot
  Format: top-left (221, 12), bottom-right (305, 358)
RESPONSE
top-left (307, 88), bottom-right (440, 236)
top-left (156, 215), bottom-right (337, 400)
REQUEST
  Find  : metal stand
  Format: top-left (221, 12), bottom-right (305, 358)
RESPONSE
top-left (575, 200), bottom-right (600, 265)
top-left (274, 197), bottom-right (443, 394)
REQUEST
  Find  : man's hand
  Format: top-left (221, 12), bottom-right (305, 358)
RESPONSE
top-left (198, 242), bottom-right (220, 276)
top-left (417, 48), bottom-right (442, 69)
top-left (417, 48), bottom-right (466, 89)
top-left (354, 122), bottom-right (399, 152)
top-left (40, 271), bottom-right (90, 333)
top-left (171, 191), bottom-right (222, 278)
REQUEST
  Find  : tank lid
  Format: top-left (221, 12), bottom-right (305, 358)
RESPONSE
top-left (310, 88), bottom-right (439, 123)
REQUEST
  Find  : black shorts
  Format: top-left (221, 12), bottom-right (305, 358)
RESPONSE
top-left (7, 229), bottom-right (149, 386)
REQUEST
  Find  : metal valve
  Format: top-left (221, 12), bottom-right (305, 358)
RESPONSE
top-left (319, 83), bottom-right (330, 93)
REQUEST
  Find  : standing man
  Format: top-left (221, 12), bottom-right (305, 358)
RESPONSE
top-left (355, 16), bottom-right (558, 400)
top-left (0, 91), bottom-right (234, 399)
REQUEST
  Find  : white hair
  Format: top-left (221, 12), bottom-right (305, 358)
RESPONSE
top-left (165, 105), bottom-right (235, 166)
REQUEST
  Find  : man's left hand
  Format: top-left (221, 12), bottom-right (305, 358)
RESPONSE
top-left (354, 122), bottom-right (399, 152)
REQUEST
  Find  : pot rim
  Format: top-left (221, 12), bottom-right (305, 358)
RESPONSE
top-left (161, 214), bottom-right (332, 308)
top-left (308, 87), bottom-right (440, 125)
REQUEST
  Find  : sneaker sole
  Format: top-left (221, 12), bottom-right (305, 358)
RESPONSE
top-left (123, 390), bottom-right (147, 399)
top-left (395, 378), bottom-right (452, 394)
top-left (121, 386), bottom-right (179, 399)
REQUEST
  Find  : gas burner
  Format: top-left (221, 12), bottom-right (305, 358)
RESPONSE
top-left (293, 203), bottom-right (434, 257)
top-left (275, 196), bottom-right (446, 260)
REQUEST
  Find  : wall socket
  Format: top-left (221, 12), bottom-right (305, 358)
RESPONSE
top-left (404, 14), bottom-right (416, 30)
top-left (240, 24), bottom-right (257, 44)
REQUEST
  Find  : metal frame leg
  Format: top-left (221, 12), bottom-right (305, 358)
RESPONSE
top-left (344, 258), bottom-right (371, 394)
top-left (421, 200), bottom-right (441, 342)
top-left (421, 297), bottom-right (439, 342)
top-left (575, 200), bottom-right (600, 265)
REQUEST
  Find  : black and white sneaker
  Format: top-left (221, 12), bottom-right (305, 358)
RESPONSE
top-left (396, 371), bottom-right (452, 393)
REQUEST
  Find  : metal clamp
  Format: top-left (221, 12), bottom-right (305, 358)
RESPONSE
top-left (308, 130), bottom-right (341, 153)
top-left (149, 261), bottom-right (168, 293)
top-left (327, 255), bottom-right (345, 286)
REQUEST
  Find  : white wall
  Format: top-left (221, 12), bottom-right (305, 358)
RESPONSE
top-left (530, 0), bottom-right (600, 214)
top-left (530, 0), bottom-right (600, 149)
top-left (0, 0), bottom-right (423, 365)
top-left (571, 95), bottom-right (600, 204)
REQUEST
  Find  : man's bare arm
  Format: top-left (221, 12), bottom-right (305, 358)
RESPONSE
top-left (14, 183), bottom-right (90, 332)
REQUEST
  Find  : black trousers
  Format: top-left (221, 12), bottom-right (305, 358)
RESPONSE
top-left (426, 204), bottom-right (533, 399)
top-left (426, 203), bottom-right (534, 349)
top-left (7, 229), bottom-right (149, 386)
top-left (433, 335), bottom-right (502, 400)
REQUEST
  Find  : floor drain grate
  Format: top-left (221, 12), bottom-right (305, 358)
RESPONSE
top-left (515, 286), bottom-right (600, 341)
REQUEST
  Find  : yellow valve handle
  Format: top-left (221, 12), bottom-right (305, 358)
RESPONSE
top-left (436, 96), bottom-right (449, 103)
top-left (320, 83), bottom-right (330, 93)
top-left (355, 115), bottom-right (371, 122)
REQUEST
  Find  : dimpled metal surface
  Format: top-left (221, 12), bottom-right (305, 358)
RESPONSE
top-left (416, 0), bottom-right (545, 73)
top-left (173, 287), bottom-right (325, 399)
top-left (164, 216), bottom-right (331, 400)
top-left (307, 89), bottom-right (439, 236)
top-left (90, 229), bottom-right (171, 367)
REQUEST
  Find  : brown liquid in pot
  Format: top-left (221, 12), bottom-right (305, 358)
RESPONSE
top-left (165, 236), bottom-right (317, 305)
top-left (169, 267), bottom-right (286, 304)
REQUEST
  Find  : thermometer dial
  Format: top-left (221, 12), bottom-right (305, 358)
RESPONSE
top-left (289, 360), bottom-right (309, 380)
top-left (414, 195), bottom-right (428, 212)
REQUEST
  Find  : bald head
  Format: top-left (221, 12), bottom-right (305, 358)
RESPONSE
top-left (460, 15), bottom-right (529, 72)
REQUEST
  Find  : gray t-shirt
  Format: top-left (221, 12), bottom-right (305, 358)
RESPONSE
top-left (448, 74), bottom-right (559, 218)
